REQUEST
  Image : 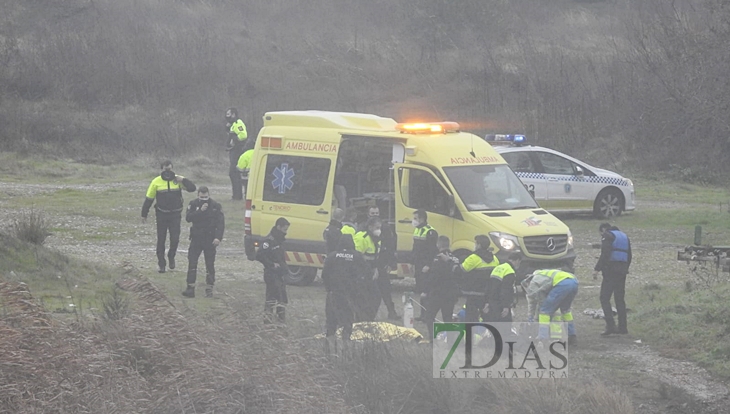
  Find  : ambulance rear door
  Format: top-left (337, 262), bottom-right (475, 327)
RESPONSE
top-left (253, 149), bottom-right (336, 259)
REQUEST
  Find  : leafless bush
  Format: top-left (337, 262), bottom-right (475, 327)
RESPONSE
top-left (12, 208), bottom-right (50, 245)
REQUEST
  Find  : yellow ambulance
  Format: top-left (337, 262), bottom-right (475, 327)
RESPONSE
top-left (244, 111), bottom-right (575, 285)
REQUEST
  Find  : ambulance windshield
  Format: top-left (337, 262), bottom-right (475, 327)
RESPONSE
top-left (443, 165), bottom-right (538, 211)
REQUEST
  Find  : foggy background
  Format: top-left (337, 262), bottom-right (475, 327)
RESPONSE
top-left (1, 0), bottom-right (728, 181)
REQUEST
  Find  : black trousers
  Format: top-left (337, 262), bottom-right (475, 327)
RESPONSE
top-left (325, 291), bottom-right (354, 340)
top-left (414, 266), bottom-right (427, 317)
top-left (229, 149), bottom-right (244, 200)
top-left (156, 212), bottom-right (181, 268)
top-left (600, 270), bottom-right (628, 330)
top-left (375, 267), bottom-right (396, 314)
top-left (464, 294), bottom-right (486, 323)
top-left (264, 268), bottom-right (288, 322)
top-left (423, 292), bottom-right (457, 341)
top-left (186, 237), bottom-right (217, 286)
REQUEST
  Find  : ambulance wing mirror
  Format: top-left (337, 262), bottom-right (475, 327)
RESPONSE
top-left (447, 194), bottom-right (456, 217)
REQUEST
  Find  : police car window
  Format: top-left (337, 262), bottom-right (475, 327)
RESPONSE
top-left (535, 152), bottom-right (575, 175)
top-left (398, 168), bottom-right (450, 216)
top-left (263, 154), bottom-right (331, 206)
top-left (501, 152), bottom-right (535, 173)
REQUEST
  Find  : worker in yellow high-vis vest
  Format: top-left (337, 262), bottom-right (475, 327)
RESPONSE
top-left (225, 107), bottom-right (248, 201)
top-left (533, 269), bottom-right (578, 346)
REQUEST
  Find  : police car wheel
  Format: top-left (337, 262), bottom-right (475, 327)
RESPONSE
top-left (284, 266), bottom-right (317, 286)
top-left (594, 188), bottom-right (623, 218)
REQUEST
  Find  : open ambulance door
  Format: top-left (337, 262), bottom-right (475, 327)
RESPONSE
top-left (393, 163), bottom-right (456, 278)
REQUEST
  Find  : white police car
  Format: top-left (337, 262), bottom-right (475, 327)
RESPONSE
top-left (486, 134), bottom-right (635, 218)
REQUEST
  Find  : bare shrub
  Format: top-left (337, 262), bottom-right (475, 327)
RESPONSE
top-left (12, 208), bottom-right (50, 245)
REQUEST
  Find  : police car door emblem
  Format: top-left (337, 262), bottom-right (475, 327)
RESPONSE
top-left (564, 183), bottom-right (571, 193)
top-left (546, 237), bottom-right (556, 251)
top-left (272, 163), bottom-right (295, 194)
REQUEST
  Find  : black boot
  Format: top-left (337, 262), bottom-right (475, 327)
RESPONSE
top-left (168, 256), bottom-right (176, 270)
top-left (205, 285), bottom-right (213, 298)
top-left (182, 284), bottom-right (195, 298)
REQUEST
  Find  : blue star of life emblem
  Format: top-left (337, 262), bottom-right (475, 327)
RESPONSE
top-left (272, 163), bottom-right (295, 194)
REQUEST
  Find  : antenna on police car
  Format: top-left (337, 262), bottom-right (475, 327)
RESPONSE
top-left (469, 134), bottom-right (476, 158)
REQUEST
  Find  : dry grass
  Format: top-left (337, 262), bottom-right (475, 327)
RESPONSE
top-left (331, 340), bottom-right (634, 414)
top-left (0, 262), bottom-right (352, 413)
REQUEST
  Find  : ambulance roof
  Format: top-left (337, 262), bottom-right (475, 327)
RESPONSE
top-left (264, 111), bottom-right (397, 132)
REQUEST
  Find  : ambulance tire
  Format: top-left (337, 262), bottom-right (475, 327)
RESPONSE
top-left (593, 188), bottom-right (623, 218)
top-left (284, 266), bottom-right (318, 286)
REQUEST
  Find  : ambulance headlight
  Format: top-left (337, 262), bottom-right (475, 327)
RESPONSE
top-left (567, 230), bottom-right (574, 249)
top-left (489, 232), bottom-right (519, 251)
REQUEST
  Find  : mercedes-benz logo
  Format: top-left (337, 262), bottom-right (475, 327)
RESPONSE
top-left (546, 237), bottom-right (556, 252)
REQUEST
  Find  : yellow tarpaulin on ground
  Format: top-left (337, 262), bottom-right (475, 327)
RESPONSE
top-left (315, 322), bottom-right (426, 343)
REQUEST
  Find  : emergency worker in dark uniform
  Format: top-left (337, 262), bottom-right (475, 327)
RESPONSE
top-left (485, 253), bottom-right (522, 323)
top-left (353, 217), bottom-right (384, 321)
top-left (411, 209), bottom-right (438, 320)
top-left (182, 186), bottom-right (225, 298)
top-left (593, 223), bottom-right (632, 335)
top-left (323, 208), bottom-right (345, 254)
top-left (421, 236), bottom-right (460, 341)
top-left (456, 235), bottom-right (499, 323)
top-left (141, 160), bottom-right (196, 273)
top-left (225, 107), bottom-right (248, 201)
top-left (256, 217), bottom-right (290, 323)
top-left (321, 234), bottom-right (370, 340)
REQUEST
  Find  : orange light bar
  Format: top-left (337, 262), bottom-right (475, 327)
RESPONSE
top-left (395, 122), bottom-right (460, 134)
top-left (260, 136), bottom-right (283, 149)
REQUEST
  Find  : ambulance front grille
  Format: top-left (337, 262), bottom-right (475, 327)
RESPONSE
top-left (523, 235), bottom-right (568, 256)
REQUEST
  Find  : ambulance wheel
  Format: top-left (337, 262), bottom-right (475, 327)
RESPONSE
top-left (285, 266), bottom-right (317, 286)
top-left (593, 188), bottom-right (623, 218)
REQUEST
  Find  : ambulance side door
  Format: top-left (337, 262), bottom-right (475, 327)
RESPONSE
top-left (393, 164), bottom-right (455, 274)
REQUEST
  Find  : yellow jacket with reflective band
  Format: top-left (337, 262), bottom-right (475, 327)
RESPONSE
top-left (534, 269), bottom-right (575, 286)
top-left (230, 119), bottom-right (248, 142)
top-left (237, 149), bottom-right (254, 171)
top-left (144, 176), bottom-right (185, 214)
top-left (354, 231), bottom-right (380, 262)
top-left (491, 262), bottom-right (515, 280)
top-left (413, 224), bottom-right (435, 240)
top-left (341, 224), bottom-right (357, 237)
top-left (461, 253), bottom-right (499, 272)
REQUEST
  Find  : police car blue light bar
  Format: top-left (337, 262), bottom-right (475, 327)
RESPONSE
top-left (484, 134), bottom-right (527, 145)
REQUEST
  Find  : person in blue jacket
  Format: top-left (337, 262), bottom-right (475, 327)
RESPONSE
top-left (593, 223), bottom-right (632, 335)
